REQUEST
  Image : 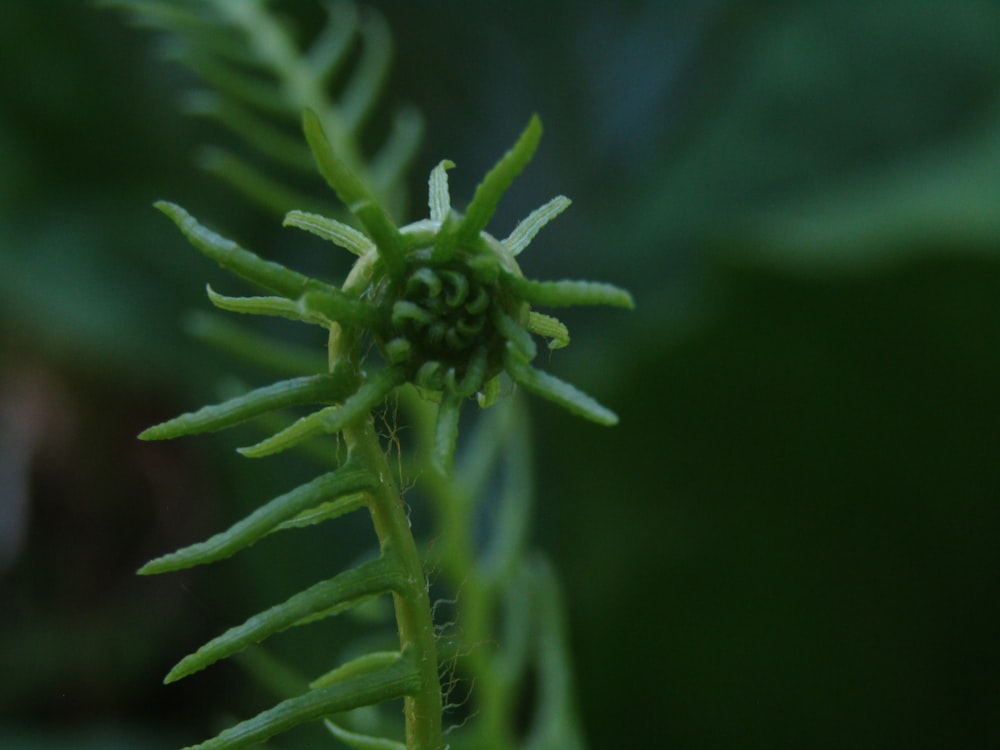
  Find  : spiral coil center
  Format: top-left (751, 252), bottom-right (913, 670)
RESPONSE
top-left (395, 265), bottom-right (490, 353)
top-left (372, 255), bottom-right (515, 393)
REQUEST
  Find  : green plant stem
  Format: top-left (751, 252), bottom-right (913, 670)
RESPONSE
top-left (345, 409), bottom-right (443, 750)
top-left (430, 487), bottom-right (511, 749)
top-left (410, 395), bottom-right (530, 750)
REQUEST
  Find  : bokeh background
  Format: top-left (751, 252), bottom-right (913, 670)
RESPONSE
top-left (2, 1), bottom-right (1000, 747)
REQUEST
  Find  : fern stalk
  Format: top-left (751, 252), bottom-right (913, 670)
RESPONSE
top-left (345, 415), bottom-right (443, 749)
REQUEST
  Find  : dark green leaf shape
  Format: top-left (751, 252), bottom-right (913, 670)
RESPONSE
top-left (506, 276), bottom-right (634, 309)
top-left (111, 0), bottom-right (421, 218)
top-left (238, 367), bottom-right (405, 457)
top-left (309, 649), bottom-right (403, 690)
top-left (138, 463), bottom-right (376, 575)
top-left (139, 373), bottom-right (353, 441)
top-left (165, 553), bottom-right (404, 683)
top-left (271, 492), bottom-right (367, 533)
top-left (459, 114), bottom-right (542, 243)
top-left (302, 109), bottom-right (405, 278)
top-left (526, 312), bottom-right (569, 350)
top-left (494, 311), bottom-right (537, 362)
top-left (432, 392), bottom-right (461, 476)
top-left (503, 345), bottom-right (618, 426)
top-left (155, 201), bottom-right (334, 299)
top-left (427, 159), bottom-right (455, 223)
top-left (283, 210), bottom-right (375, 256)
top-left (503, 195), bottom-right (571, 256)
top-left (181, 653), bottom-right (420, 750)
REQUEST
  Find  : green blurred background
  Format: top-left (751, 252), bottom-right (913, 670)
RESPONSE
top-left (2, 1), bottom-right (999, 747)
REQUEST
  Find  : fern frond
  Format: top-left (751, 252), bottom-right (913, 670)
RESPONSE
top-left (182, 653), bottom-right (420, 750)
top-left (125, 5), bottom-right (625, 748)
top-left (503, 195), bottom-right (572, 256)
top-left (503, 346), bottom-right (619, 426)
top-left (111, 0), bottom-right (422, 217)
top-left (165, 554), bottom-right (404, 683)
top-left (140, 109), bottom-right (630, 746)
top-left (427, 160), bottom-right (455, 224)
top-left (310, 650), bottom-right (403, 690)
top-left (237, 366), bottom-right (405, 457)
top-left (138, 463), bottom-right (375, 574)
top-left (459, 114), bottom-right (543, 243)
top-left (155, 201), bottom-right (328, 297)
top-left (139, 373), bottom-right (352, 440)
top-left (505, 275), bottom-right (636, 309)
top-left (526, 311), bottom-right (570, 350)
top-left (302, 109), bottom-right (406, 278)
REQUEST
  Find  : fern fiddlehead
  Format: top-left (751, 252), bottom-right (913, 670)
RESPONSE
top-left (143, 111), bottom-right (630, 749)
top-left (121, 2), bottom-right (632, 748)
